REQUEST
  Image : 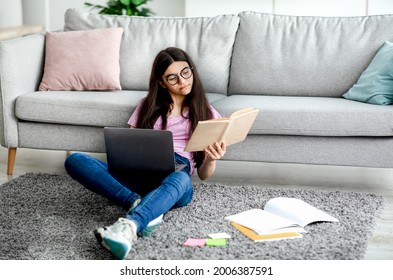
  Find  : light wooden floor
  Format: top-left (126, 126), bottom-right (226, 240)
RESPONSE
top-left (0, 147), bottom-right (392, 260)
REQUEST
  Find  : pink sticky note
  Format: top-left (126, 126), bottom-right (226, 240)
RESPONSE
top-left (183, 238), bottom-right (206, 247)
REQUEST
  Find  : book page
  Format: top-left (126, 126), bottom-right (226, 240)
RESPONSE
top-left (225, 208), bottom-right (305, 235)
top-left (264, 197), bottom-right (339, 227)
top-left (229, 107), bottom-right (256, 118)
top-left (224, 108), bottom-right (258, 146)
top-left (184, 107), bottom-right (258, 152)
top-left (184, 119), bottom-right (230, 152)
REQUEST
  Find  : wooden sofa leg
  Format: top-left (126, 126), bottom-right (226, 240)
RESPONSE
top-left (7, 147), bottom-right (17, 175)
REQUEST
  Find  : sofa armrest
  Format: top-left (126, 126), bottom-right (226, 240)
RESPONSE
top-left (0, 32), bottom-right (45, 147)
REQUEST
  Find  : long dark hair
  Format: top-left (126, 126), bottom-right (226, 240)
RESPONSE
top-left (136, 47), bottom-right (213, 167)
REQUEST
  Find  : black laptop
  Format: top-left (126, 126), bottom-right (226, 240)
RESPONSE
top-left (104, 127), bottom-right (185, 189)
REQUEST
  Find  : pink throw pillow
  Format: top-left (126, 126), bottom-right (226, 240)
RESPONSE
top-left (39, 28), bottom-right (124, 91)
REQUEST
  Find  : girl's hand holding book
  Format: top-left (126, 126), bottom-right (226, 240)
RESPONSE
top-left (204, 142), bottom-right (226, 162)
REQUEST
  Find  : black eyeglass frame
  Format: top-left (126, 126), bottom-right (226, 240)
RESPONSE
top-left (164, 67), bottom-right (194, 85)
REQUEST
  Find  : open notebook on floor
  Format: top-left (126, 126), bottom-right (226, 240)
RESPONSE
top-left (225, 197), bottom-right (339, 237)
top-left (104, 127), bottom-right (186, 185)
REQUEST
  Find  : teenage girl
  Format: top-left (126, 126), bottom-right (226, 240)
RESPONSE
top-left (65, 47), bottom-right (225, 259)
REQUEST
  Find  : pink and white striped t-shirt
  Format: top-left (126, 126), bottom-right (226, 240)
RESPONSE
top-left (127, 100), bottom-right (221, 174)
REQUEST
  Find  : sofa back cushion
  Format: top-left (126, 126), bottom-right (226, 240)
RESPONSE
top-left (39, 28), bottom-right (123, 91)
top-left (64, 9), bottom-right (239, 94)
top-left (229, 12), bottom-right (393, 97)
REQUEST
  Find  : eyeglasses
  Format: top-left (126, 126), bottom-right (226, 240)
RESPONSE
top-left (164, 67), bottom-right (193, 85)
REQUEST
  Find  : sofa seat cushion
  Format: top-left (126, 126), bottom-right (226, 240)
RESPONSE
top-left (15, 91), bottom-right (227, 127)
top-left (211, 95), bottom-right (393, 137)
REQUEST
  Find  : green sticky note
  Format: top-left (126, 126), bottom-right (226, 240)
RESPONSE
top-left (206, 238), bottom-right (227, 246)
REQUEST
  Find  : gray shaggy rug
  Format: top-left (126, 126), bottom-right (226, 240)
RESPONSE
top-left (0, 173), bottom-right (385, 260)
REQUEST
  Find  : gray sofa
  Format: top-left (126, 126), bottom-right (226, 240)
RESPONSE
top-left (2, 9), bottom-right (393, 175)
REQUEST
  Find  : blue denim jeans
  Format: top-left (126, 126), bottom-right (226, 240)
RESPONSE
top-left (65, 153), bottom-right (193, 233)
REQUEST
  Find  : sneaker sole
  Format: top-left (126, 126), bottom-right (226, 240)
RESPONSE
top-left (94, 229), bottom-right (110, 251)
top-left (93, 229), bottom-right (131, 260)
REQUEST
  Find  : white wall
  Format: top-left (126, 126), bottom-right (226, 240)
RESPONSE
top-left (22, 0), bottom-right (184, 31)
top-left (82, 0), bottom-right (184, 17)
top-left (147, 0), bottom-right (185, 17)
top-left (369, 0), bottom-right (393, 15)
top-left (22, 0), bottom-right (95, 31)
top-left (54, 0), bottom-right (184, 30)
top-left (22, 0), bottom-right (48, 29)
top-left (0, 0), bottom-right (23, 28)
top-left (185, 0), bottom-right (393, 17)
top-left (275, 0), bottom-right (365, 16)
top-left (185, 0), bottom-right (271, 17)
top-left (3, 0), bottom-right (393, 31)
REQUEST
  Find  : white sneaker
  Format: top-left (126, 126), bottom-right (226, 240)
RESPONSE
top-left (139, 214), bottom-right (164, 237)
top-left (94, 218), bottom-right (137, 259)
top-left (128, 199), bottom-right (164, 237)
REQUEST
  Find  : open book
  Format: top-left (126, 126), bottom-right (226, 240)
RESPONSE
top-left (225, 197), bottom-right (338, 236)
top-left (184, 107), bottom-right (259, 152)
